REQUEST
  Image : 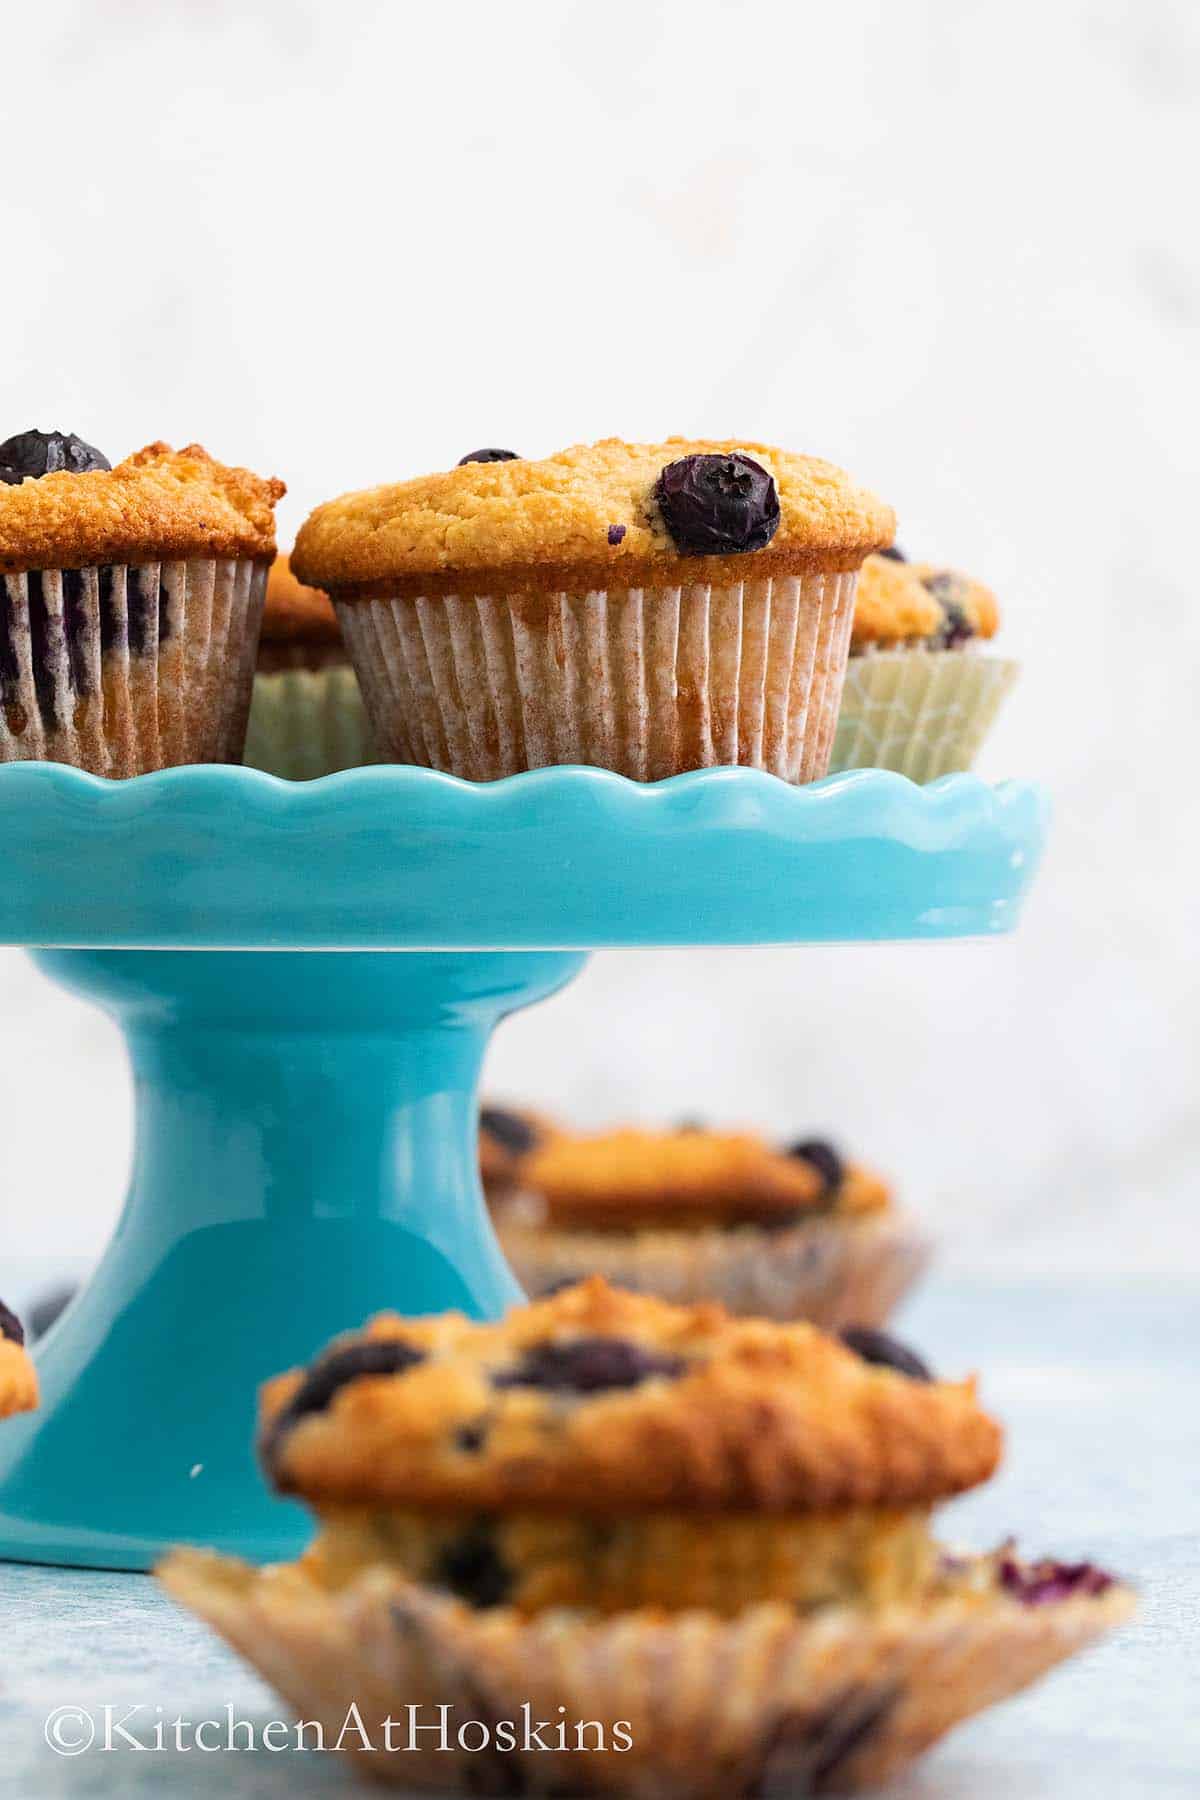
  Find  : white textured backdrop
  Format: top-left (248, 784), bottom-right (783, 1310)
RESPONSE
top-left (1, 0), bottom-right (1196, 1277)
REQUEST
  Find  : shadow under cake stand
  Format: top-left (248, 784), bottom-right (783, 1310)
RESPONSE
top-left (0, 762), bottom-right (1048, 1571)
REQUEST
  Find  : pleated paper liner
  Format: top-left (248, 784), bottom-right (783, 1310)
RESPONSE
top-left (496, 1209), bottom-right (931, 1329)
top-left (0, 557), bottom-right (267, 775)
top-left (161, 1550), bottom-right (1132, 1797)
top-left (829, 650), bottom-right (1019, 783)
top-left (244, 664), bottom-right (373, 780)
top-left (336, 571), bottom-right (858, 782)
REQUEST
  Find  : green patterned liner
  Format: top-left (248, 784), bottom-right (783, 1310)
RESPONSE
top-left (243, 664), bottom-right (373, 780)
top-left (830, 650), bottom-right (1019, 783)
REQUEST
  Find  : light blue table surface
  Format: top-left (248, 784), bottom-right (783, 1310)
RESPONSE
top-left (1, 1274), bottom-right (1195, 1799)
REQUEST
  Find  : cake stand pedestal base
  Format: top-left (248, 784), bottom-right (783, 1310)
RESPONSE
top-left (0, 947), bottom-right (584, 1571)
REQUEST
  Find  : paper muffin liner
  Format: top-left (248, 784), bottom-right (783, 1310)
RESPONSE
top-left (243, 662), bottom-right (374, 780)
top-left (0, 557), bottom-right (267, 775)
top-left (161, 1550), bottom-right (1132, 1797)
top-left (496, 1208), bottom-right (931, 1328)
top-left (335, 571), bottom-right (858, 782)
top-left (829, 650), bottom-right (1020, 783)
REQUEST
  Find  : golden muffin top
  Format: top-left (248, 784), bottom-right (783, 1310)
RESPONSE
top-left (513, 1125), bottom-right (889, 1230)
top-left (0, 441), bottom-right (284, 576)
top-left (291, 438), bottom-right (895, 597)
top-left (0, 1299), bottom-right (38, 1420)
top-left (259, 1277), bottom-right (1000, 1514)
top-left (262, 553), bottom-right (342, 645)
top-left (852, 552), bottom-right (1000, 651)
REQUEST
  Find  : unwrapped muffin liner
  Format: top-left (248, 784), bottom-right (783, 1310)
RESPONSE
top-left (161, 1550), bottom-right (1132, 1797)
top-left (0, 557), bottom-right (267, 775)
top-left (829, 649), bottom-right (1019, 783)
top-left (496, 1209), bottom-right (931, 1328)
top-left (336, 572), bottom-right (858, 782)
top-left (243, 663), bottom-right (373, 780)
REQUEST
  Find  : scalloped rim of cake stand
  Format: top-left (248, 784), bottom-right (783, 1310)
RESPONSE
top-left (0, 762), bottom-right (1049, 949)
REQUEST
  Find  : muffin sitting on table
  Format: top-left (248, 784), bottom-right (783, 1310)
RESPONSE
top-left (487, 1114), bottom-right (928, 1327)
top-left (163, 1279), bottom-right (1131, 1798)
top-left (242, 554), bottom-right (372, 779)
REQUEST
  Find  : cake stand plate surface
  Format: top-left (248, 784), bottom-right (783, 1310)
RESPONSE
top-left (0, 763), bottom-right (1047, 1573)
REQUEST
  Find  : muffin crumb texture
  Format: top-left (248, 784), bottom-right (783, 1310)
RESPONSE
top-left (0, 442), bottom-right (284, 575)
top-left (291, 437), bottom-right (895, 596)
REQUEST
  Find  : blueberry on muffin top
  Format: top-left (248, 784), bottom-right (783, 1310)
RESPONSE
top-left (0, 430), bottom-right (111, 482)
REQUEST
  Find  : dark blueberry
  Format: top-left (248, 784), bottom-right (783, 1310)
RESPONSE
top-left (126, 566), bottom-right (166, 658)
top-left (839, 1326), bottom-right (931, 1382)
top-left (434, 1522), bottom-right (513, 1608)
top-left (454, 1419), bottom-right (490, 1454)
top-left (479, 1107), bottom-right (541, 1157)
top-left (28, 1284), bottom-right (76, 1339)
top-left (0, 430), bottom-right (110, 479)
top-left (920, 571), bottom-right (976, 648)
top-left (0, 1299), bottom-right (25, 1347)
top-left (655, 452), bottom-right (780, 556)
top-left (457, 448), bottom-right (520, 466)
top-left (939, 602), bottom-right (974, 648)
top-left (0, 467), bottom-right (25, 486)
top-left (493, 1336), bottom-right (688, 1394)
top-left (877, 545), bottom-right (907, 562)
top-left (60, 570), bottom-right (95, 700)
top-left (999, 1555), bottom-right (1114, 1606)
top-left (261, 1338), bottom-right (425, 1468)
top-left (785, 1137), bottom-right (845, 1196)
top-left (751, 1686), bottom-right (898, 1796)
top-left (607, 523), bottom-right (626, 546)
top-left (0, 579), bottom-right (20, 699)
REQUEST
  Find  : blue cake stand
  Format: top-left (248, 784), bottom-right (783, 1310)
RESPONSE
top-left (0, 763), bottom-right (1047, 1571)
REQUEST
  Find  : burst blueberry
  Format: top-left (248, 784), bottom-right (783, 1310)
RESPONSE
top-left (655, 452), bottom-right (780, 555)
top-left (839, 1326), bottom-right (931, 1382)
top-left (999, 1555), bottom-right (1114, 1606)
top-left (493, 1336), bottom-right (688, 1393)
top-left (0, 429), bottom-right (110, 480)
top-left (0, 1298), bottom-right (25, 1346)
top-left (457, 448), bottom-right (520, 465)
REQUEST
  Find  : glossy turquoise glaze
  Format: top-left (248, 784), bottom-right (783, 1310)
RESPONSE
top-left (0, 762), bottom-right (1048, 946)
top-left (0, 948), bottom-right (582, 1570)
top-left (0, 762), bottom-right (1048, 1570)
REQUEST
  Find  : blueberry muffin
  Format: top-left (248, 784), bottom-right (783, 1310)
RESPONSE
top-left (291, 439), bottom-right (895, 783)
top-left (0, 431), bottom-right (284, 775)
top-left (829, 547), bottom-right (1019, 782)
top-left (162, 1281), bottom-right (1130, 1797)
top-left (0, 1298), bottom-right (38, 1418)
top-left (242, 555), bottom-right (372, 779)
top-left (493, 1122), bottom-right (928, 1327)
